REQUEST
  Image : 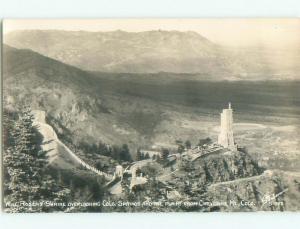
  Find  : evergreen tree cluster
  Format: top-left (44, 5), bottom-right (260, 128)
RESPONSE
top-left (198, 137), bottom-right (212, 146)
top-left (175, 139), bottom-right (192, 154)
top-left (3, 108), bottom-right (70, 213)
top-left (136, 149), bottom-right (151, 161)
top-left (78, 141), bottom-right (132, 163)
top-left (161, 148), bottom-right (170, 161)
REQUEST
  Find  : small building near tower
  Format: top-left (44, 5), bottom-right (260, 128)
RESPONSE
top-left (218, 103), bottom-right (237, 151)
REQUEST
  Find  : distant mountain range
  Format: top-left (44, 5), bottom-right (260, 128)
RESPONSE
top-left (5, 30), bottom-right (299, 80)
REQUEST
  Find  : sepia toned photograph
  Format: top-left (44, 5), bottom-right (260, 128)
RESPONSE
top-left (2, 19), bottom-right (300, 213)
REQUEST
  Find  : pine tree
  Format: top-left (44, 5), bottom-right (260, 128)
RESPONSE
top-left (162, 149), bottom-right (169, 161)
top-left (13, 107), bottom-right (41, 156)
top-left (144, 152), bottom-right (150, 159)
top-left (156, 155), bottom-right (162, 163)
top-left (120, 144), bottom-right (132, 162)
top-left (185, 140), bottom-right (192, 149)
top-left (136, 149), bottom-right (143, 161)
top-left (3, 108), bottom-right (70, 213)
top-left (177, 144), bottom-right (185, 154)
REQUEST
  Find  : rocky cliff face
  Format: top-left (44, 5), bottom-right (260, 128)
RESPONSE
top-left (173, 149), bottom-right (264, 188)
top-left (207, 170), bottom-right (300, 211)
top-left (164, 149), bottom-right (300, 211)
top-left (192, 150), bottom-right (264, 185)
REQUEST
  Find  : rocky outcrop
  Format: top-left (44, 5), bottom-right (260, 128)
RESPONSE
top-left (207, 170), bottom-right (300, 211)
top-left (190, 150), bottom-right (264, 185)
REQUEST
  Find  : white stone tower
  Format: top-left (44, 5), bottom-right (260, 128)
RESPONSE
top-left (218, 102), bottom-right (237, 151)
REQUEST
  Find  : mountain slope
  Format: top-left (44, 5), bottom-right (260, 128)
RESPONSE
top-left (3, 44), bottom-right (95, 90)
top-left (4, 30), bottom-right (243, 77)
top-left (6, 29), bottom-right (300, 80)
top-left (3, 45), bottom-right (153, 151)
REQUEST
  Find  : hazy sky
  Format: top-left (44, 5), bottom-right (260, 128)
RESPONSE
top-left (3, 19), bottom-right (300, 48)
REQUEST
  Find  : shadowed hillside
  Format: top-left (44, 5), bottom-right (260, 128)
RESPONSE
top-left (2, 45), bottom-right (164, 152)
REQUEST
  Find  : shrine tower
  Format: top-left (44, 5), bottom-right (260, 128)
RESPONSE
top-left (218, 103), bottom-right (237, 151)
